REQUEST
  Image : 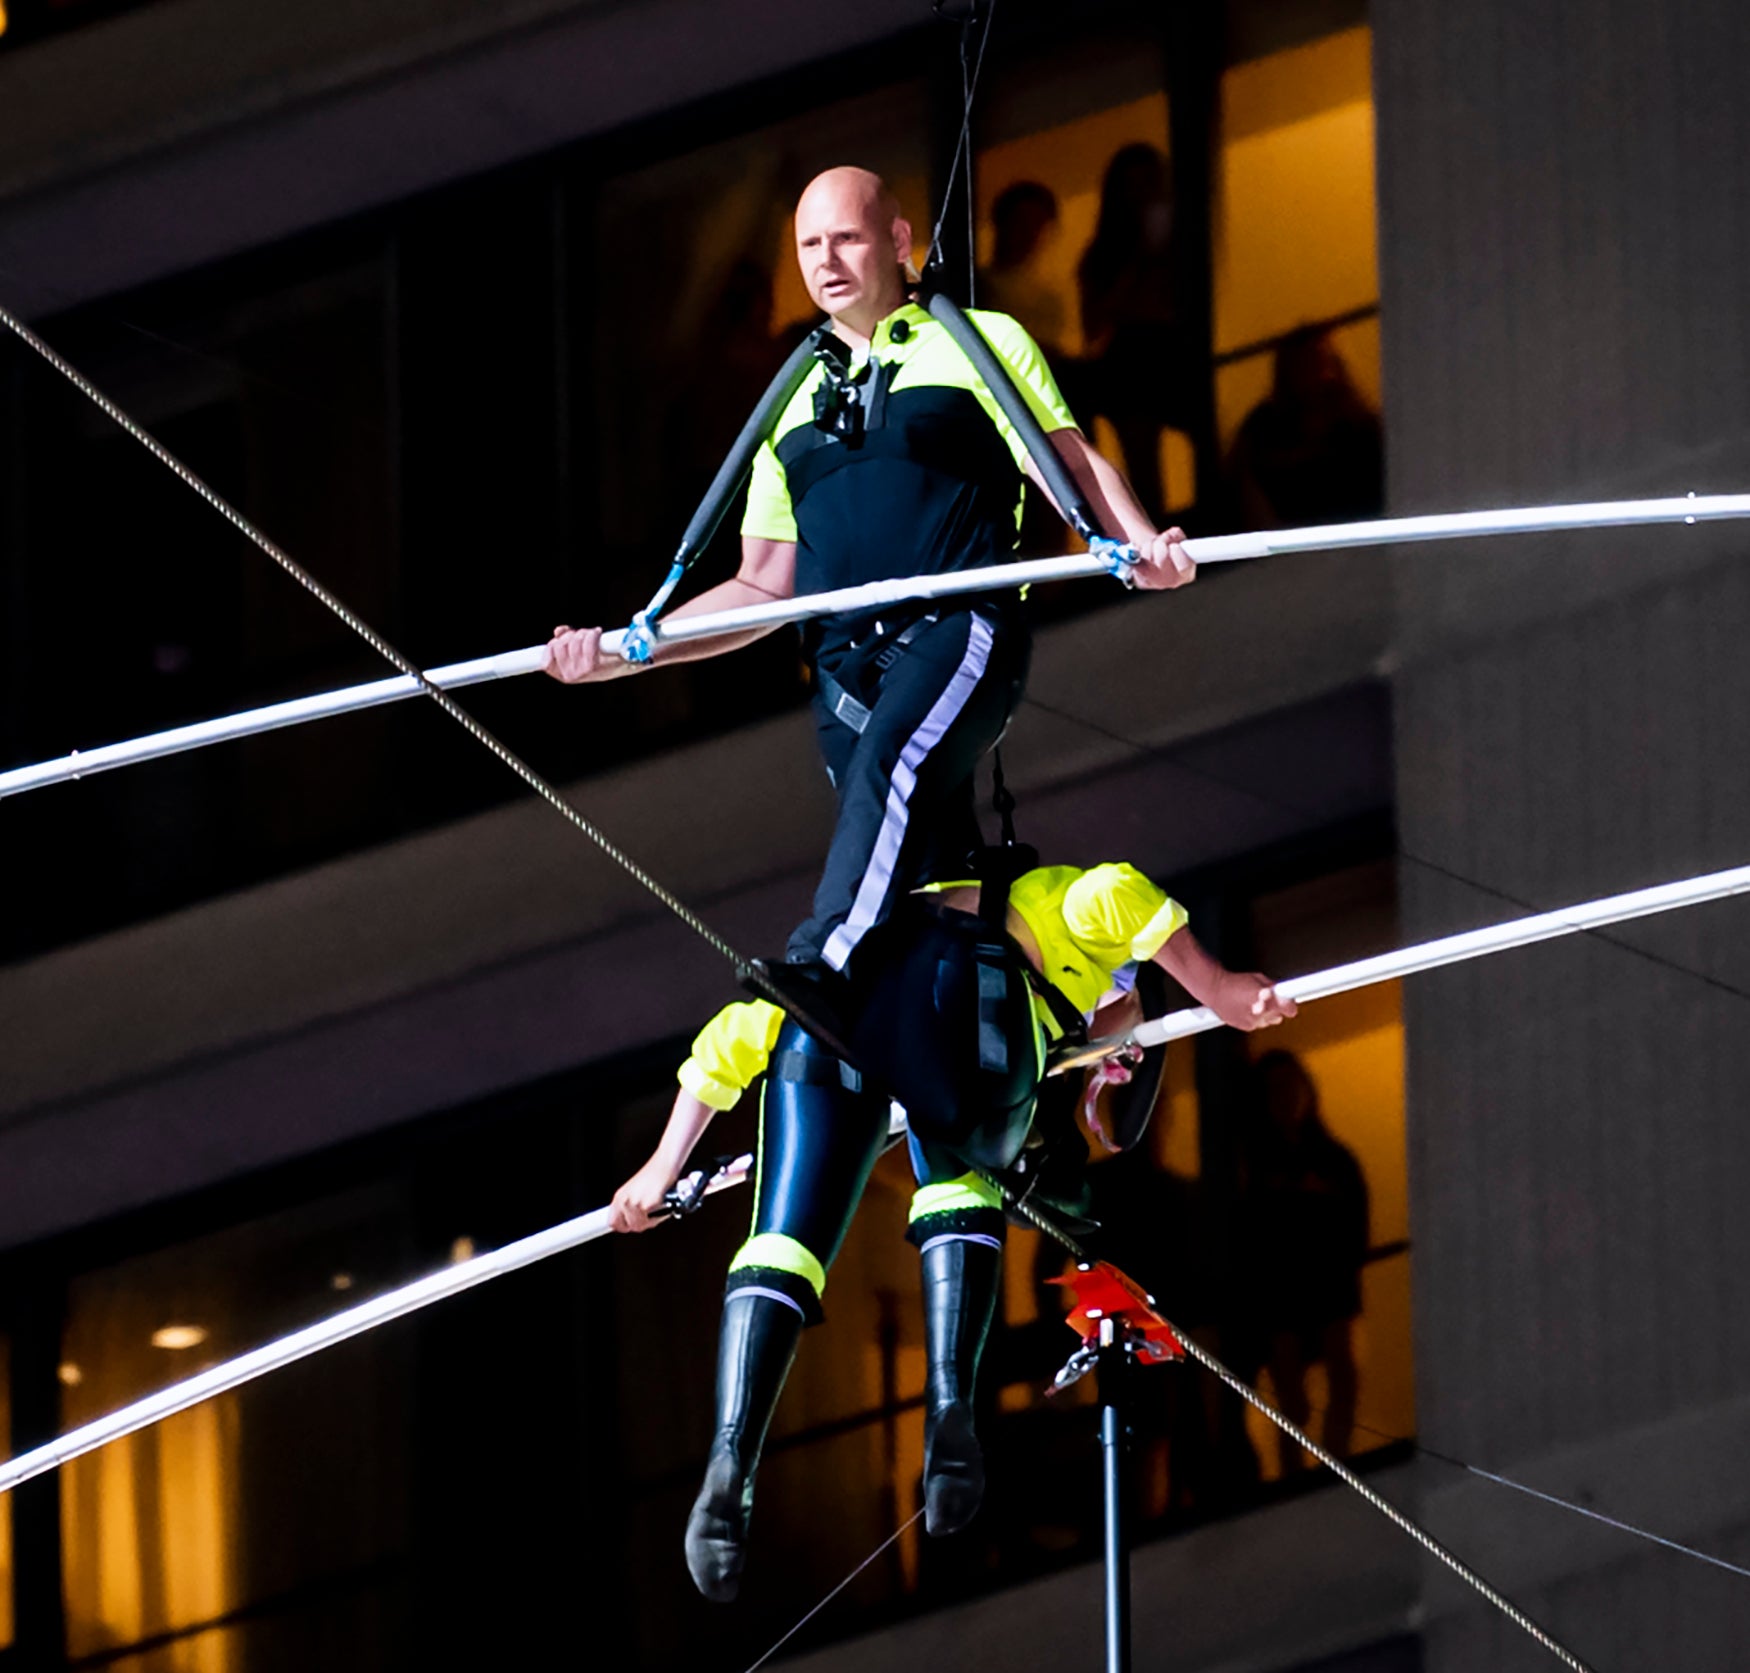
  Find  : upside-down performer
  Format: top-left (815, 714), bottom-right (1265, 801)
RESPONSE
top-left (609, 861), bottom-right (1296, 1601)
top-left (547, 166), bottom-right (1196, 1054)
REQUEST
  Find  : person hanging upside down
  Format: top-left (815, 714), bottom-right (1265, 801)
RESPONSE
top-left (608, 861), bottom-right (1295, 1602)
top-left (546, 167), bottom-right (1196, 1051)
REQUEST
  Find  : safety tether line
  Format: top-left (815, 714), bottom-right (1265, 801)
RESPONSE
top-left (1342, 1422), bottom-right (1750, 1585)
top-left (741, 1507), bottom-right (927, 1673)
top-left (1023, 690), bottom-right (1750, 1020)
top-left (0, 299), bottom-right (744, 970)
top-left (924, 0), bottom-right (998, 278)
top-left (994, 1187), bottom-right (1596, 1672)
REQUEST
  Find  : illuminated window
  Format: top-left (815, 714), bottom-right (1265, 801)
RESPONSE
top-left (1214, 25), bottom-right (1384, 526)
top-left (1240, 858), bottom-right (1416, 1477)
top-left (973, 28), bottom-right (1197, 518)
top-left (57, 1186), bottom-right (412, 1665)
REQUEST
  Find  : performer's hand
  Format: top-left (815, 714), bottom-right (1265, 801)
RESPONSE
top-left (546, 624), bottom-right (609, 683)
top-left (1130, 527), bottom-right (1196, 591)
top-left (609, 1158), bottom-right (681, 1234)
top-left (1208, 971), bottom-right (1297, 1032)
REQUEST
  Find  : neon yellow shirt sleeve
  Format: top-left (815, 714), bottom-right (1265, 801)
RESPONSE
top-left (1061, 863), bottom-right (1189, 967)
top-left (967, 310), bottom-right (1078, 435)
top-left (740, 434), bottom-right (799, 544)
top-left (677, 1000), bottom-right (785, 1111)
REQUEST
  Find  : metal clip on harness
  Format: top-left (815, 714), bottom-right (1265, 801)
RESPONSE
top-left (1090, 536), bottom-right (1141, 587)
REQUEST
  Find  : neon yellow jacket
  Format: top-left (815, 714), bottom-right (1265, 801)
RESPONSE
top-left (676, 864), bottom-right (1187, 1106)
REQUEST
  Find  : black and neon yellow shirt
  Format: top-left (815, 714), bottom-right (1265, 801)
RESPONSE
top-left (675, 863), bottom-right (1187, 1107)
top-left (741, 304), bottom-right (1076, 665)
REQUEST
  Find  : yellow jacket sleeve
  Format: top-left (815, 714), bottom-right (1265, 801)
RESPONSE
top-left (739, 434), bottom-right (799, 544)
top-left (968, 310), bottom-right (1079, 435)
top-left (677, 1000), bottom-right (785, 1111)
top-left (1061, 863), bottom-right (1189, 967)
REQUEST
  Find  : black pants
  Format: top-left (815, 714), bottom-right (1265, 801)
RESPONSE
top-left (787, 606), bottom-right (1030, 971)
top-left (725, 1019), bottom-right (1003, 1323)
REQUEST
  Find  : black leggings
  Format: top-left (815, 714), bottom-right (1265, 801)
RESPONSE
top-left (726, 909), bottom-right (1043, 1322)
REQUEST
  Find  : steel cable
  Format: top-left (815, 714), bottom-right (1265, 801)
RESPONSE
top-left (995, 1185), bottom-right (1597, 1672)
top-left (0, 300), bottom-right (745, 970)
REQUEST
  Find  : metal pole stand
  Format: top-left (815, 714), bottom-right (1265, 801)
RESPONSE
top-left (1047, 1261), bottom-right (1187, 1673)
top-left (1096, 1314), bottom-right (1136, 1673)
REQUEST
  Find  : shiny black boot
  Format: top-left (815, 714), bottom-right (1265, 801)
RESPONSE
top-left (685, 1291), bottom-right (803, 1602)
top-left (919, 1235), bottom-right (1002, 1536)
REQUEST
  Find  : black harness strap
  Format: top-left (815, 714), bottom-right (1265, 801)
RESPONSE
top-left (770, 1050), bottom-right (865, 1095)
top-left (668, 324), bottom-right (831, 574)
top-left (813, 613), bottom-right (940, 734)
top-left (921, 289), bottom-right (1109, 544)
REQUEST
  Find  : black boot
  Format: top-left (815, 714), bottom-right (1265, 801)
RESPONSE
top-left (685, 1291), bottom-right (803, 1602)
top-left (920, 1235), bottom-right (1002, 1536)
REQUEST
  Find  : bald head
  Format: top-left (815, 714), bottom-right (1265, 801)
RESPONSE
top-left (793, 167), bottom-right (915, 339)
top-left (797, 166), bottom-right (903, 229)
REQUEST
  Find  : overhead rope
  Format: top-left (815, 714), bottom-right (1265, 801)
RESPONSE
top-left (923, 0), bottom-right (998, 291)
top-left (8, 492), bottom-right (1750, 801)
top-left (0, 298), bottom-right (746, 970)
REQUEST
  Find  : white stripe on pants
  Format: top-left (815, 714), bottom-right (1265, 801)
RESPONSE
top-left (821, 614), bottom-right (996, 971)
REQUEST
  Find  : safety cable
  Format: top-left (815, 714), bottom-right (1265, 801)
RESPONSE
top-left (0, 259), bottom-right (349, 419)
top-left (1022, 688), bottom-right (1750, 1016)
top-left (741, 1507), bottom-right (927, 1673)
top-left (992, 1184), bottom-right (1597, 1671)
top-left (1349, 1421), bottom-right (1750, 1585)
top-left (0, 299), bottom-right (747, 971)
top-left (924, 0), bottom-right (999, 282)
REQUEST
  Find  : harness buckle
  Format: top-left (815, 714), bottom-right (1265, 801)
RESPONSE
top-left (1091, 536), bottom-right (1141, 588)
top-left (621, 609), bottom-right (660, 665)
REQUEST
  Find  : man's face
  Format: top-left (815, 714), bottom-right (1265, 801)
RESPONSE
top-left (794, 181), bottom-right (908, 324)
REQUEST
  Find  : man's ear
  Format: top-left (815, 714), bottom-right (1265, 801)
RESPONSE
top-left (892, 215), bottom-right (915, 273)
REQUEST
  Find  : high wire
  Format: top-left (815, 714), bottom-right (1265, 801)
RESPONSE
top-left (13, 857), bottom-right (1750, 1659)
top-left (2, 297), bottom-right (1712, 1669)
top-left (5, 492), bottom-right (1750, 799)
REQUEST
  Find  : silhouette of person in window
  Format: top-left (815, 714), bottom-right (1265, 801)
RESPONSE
top-left (1236, 1051), bottom-right (1368, 1474)
top-left (1077, 143), bottom-right (1192, 525)
top-left (1226, 325), bottom-right (1383, 530)
top-left (978, 180), bottom-right (1069, 364)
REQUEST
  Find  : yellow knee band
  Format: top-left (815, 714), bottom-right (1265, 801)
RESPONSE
top-left (909, 1173), bottom-right (1003, 1224)
top-left (730, 1232), bottom-right (827, 1299)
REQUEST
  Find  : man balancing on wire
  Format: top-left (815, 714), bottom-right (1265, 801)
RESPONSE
top-left (607, 859), bottom-right (1295, 1602)
top-left (546, 166), bottom-right (1195, 1052)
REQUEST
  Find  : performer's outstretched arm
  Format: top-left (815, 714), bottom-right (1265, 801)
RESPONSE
top-left (1153, 924), bottom-right (1297, 1031)
top-left (610, 1000), bottom-right (784, 1232)
top-left (610, 1090), bottom-right (719, 1233)
top-left (1030, 428), bottom-right (1197, 591)
top-left (546, 537), bottom-right (797, 684)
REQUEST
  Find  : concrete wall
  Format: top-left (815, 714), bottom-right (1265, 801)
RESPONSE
top-left (1375, 0), bottom-right (1750, 1663)
top-left (0, 0), bottom-right (927, 316)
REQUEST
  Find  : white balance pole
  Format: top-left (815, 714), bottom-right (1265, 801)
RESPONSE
top-left (9, 858), bottom-right (1750, 1486)
top-left (0, 1106), bottom-right (910, 1497)
top-left (4, 493), bottom-right (1747, 801)
top-left (0, 1161), bottom-right (731, 1497)
top-left (1055, 858), bottom-right (1750, 1071)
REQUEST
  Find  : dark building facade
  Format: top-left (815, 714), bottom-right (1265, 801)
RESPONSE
top-left (0, 1), bottom-right (1745, 1669)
